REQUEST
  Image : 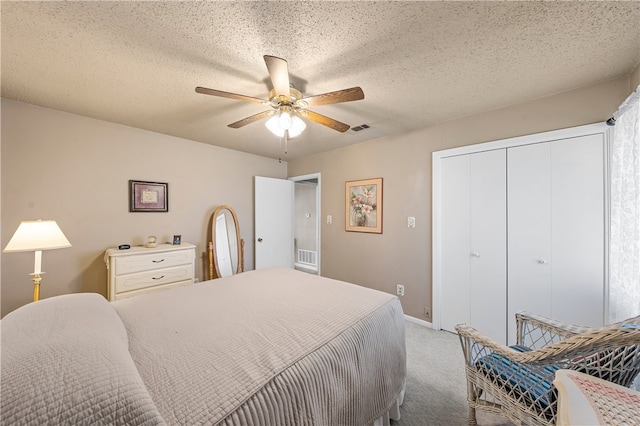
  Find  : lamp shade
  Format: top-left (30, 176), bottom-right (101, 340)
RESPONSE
top-left (4, 220), bottom-right (72, 252)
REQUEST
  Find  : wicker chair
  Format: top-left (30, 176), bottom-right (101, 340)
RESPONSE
top-left (455, 312), bottom-right (640, 426)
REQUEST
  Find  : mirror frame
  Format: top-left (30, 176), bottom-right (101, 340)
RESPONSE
top-left (208, 205), bottom-right (244, 279)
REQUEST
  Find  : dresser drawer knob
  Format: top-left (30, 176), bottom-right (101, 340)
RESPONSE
top-left (152, 275), bottom-right (165, 280)
top-left (152, 259), bottom-right (165, 263)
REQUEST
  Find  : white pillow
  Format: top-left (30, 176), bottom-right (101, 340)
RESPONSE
top-left (1, 293), bottom-right (165, 425)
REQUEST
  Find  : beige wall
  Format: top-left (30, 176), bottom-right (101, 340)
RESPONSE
top-left (1, 100), bottom-right (286, 316)
top-left (288, 76), bottom-right (634, 321)
top-left (631, 62), bottom-right (640, 90)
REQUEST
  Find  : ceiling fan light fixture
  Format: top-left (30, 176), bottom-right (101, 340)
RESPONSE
top-left (278, 111), bottom-right (293, 130)
top-left (265, 114), bottom-right (285, 137)
top-left (266, 111), bottom-right (306, 138)
top-left (289, 115), bottom-right (306, 138)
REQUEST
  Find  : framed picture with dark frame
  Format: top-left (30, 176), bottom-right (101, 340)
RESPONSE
top-left (129, 180), bottom-right (168, 212)
top-left (345, 177), bottom-right (383, 234)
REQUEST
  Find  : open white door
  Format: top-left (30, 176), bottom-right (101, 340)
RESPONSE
top-left (254, 176), bottom-right (294, 269)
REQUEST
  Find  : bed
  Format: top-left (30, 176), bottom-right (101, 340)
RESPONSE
top-left (1, 267), bottom-right (406, 425)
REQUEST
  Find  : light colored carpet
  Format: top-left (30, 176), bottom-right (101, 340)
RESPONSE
top-left (393, 321), bottom-right (514, 426)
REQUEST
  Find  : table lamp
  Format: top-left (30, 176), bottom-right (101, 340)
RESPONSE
top-left (3, 220), bottom-right (72, 302)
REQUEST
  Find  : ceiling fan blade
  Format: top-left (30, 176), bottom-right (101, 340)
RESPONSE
top-left (196, 87), bottom-right (266, 104)
top-left (264, 55), bottom-right (290, 99)
top-left (228, 110), bottom-right (274, 129)
top-left (301, 87), bottom-right (365, 107)
top-left (302, 110), bottom-right (350, 133)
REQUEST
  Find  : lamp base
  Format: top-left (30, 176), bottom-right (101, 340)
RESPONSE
top-left (29, 273), bottom-right (44, 302)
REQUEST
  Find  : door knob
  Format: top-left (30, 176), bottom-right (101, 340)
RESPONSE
top-left (471, 252), bottom-right (480, 258)
top-left (257, 238), bottom-right (263, 242)
top-left (538, 259), bottom-right (547, 264)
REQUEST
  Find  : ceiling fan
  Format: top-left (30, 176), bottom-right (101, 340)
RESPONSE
top-left (195, 55), bottom-right (365, 140)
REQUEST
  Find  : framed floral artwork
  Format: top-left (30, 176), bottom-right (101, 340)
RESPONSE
top-left (129, 180), bottom-right (168, 212)
top-left (345, 177), bottom-right (383, 233)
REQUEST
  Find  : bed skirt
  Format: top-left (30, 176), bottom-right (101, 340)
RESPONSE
top-left (371, 383), bottom-right (406, 426)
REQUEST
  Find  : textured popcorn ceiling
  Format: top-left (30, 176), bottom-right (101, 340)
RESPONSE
top-left (2, 1), bottom-right (639, 160)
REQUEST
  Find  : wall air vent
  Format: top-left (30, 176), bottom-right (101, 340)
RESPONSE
top-left (350, 124), bottom-right (370, 132)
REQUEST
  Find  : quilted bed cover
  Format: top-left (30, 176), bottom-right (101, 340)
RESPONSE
top-left (1, 267), bottom-right (405, 425)
top-left (113, 267), bottom-right (407, 425)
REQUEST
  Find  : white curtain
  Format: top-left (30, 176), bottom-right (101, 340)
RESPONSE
top-left (609, 84), bottom-right (640, 323)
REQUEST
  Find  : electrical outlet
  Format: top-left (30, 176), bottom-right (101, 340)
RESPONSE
top-left (424, 307), bottom-right (431, 319)
top-left (396, 284), bottom-right (405, 296)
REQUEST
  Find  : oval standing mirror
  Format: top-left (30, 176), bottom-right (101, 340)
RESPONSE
top-left (208, 205), bottom-right (244, 279)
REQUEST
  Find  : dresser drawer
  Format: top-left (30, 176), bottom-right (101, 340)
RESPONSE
top-left (114, 249), bottom-right (194, 275)
top-left (115, 265), bottom-right (194, 294)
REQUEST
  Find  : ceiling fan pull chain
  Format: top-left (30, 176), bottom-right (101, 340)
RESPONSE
top-left (284, 130), bottom-right (289, 154)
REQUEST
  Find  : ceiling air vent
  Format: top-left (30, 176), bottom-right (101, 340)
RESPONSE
top-left (350, 124), bottom-right (370, 132)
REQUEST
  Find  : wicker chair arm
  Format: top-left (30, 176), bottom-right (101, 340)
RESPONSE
top-left (515, 311), bottom-right (593, 346)
top-left (516, 326), bottom-right (640, 364)
top-left (456, 322), bottom-right (640, 366)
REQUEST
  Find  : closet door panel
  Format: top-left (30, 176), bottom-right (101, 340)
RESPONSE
top-left (470, 150), bottom-right (507, 344)
top-left (507, 143), bottom-right (552, 343)
top-left (440, 155), bottom-right (471, 333)
top-left (551, 134), bottom-right (604, 327)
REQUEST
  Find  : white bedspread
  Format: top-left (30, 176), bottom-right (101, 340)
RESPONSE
top-left (113, 267), bottom-right (406, 425)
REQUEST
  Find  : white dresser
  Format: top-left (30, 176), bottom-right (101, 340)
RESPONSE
top-left (105, 243), bottom-right (196, 301)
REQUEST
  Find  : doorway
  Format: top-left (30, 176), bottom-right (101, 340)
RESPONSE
top-left (290, 173), bottom-right (321, 275)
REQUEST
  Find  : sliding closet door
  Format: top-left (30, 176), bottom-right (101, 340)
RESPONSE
top-left (440, 150), bottom-right (507, 343)
top-left (440, 155), bottom-right (471, 333)
top-left (507, 135), bottom-right (604, 343)
top-left (470, 150), bottom-right (508, 342)
top-left (507, 143), bottom-right (553, 342)
top-left (550, 134), bottom-right (604, 327)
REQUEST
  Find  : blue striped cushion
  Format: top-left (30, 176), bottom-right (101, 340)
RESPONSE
top-left (476, 345), bottom-right (559, 407)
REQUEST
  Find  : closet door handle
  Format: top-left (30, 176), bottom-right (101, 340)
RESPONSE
top-left (537, 259), bottom-right (547, 264)
top-left (257, 238), bottom-right (263, 242)
top-left (471, 252), bottom-right (480, 258)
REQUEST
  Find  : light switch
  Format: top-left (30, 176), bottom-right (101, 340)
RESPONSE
top-left (327, 215), bottom-right (332, 224)
top-left (407, 216), bottom-right (416, 228)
